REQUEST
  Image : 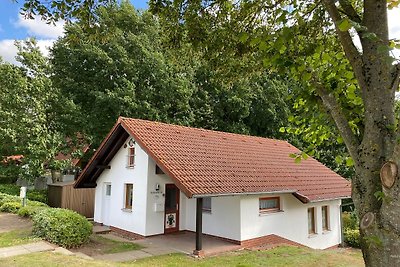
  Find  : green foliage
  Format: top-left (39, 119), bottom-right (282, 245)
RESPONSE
top-left (32, 208), bottom-right (93, 248)
top-left (0, 39), bottom-right (78, 182)
top-left (17, 206), bottom-right (48, 218)
top-left (0, 202), bottom-right (22, 213)
top-left (0, 193), bottom-right (20, 206)
top-left (344, 228), bottom-right (361, 248)
top-left (342, 211), bottom-right (359, 230)
top-left (51, 2), bottom-right (291, 147)
top-left (0, 184), bottom-right (20, 195)
top-left (0, 184), bottom-right (48, 204)
top-left (27, 190), bottom-right (48, 204)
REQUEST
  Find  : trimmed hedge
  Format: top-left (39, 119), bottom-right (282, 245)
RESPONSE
top-left (32, 208), bottom-right (92, 248)
top-left (17, 206), bottom-right (48, 218)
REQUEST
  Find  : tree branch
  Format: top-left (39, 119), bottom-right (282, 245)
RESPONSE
top-left (338, 0), bottom-right (361, 23)
top-left (311, 74), bottom-right (360, 164)
top-left (322, 0), bottom-right (367, 92)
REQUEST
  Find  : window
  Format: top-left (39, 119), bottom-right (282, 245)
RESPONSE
top-left (127, 147), bottom-right (135, 168)
top-left (203, 197), bottom-right (212, 212)
top-left (322, 206), bottom-right (330, 231)
top-left (259, 197), bottom-right (280, 213)
top-left (124, 184), bottom-right (133, 209)
top-left (105, 184), bottom-right (111, 196)
top-left (155, 165), bottom-right (165, 174)
top-left (308, 207), bottom-right (316, 234)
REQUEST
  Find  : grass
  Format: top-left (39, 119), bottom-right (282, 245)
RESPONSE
top-left (70, 235), bottom-right (144, 256)
top-left (0, 246), bottom-right (364, 267)
top-left (0, 229), bottom-right (40, 248)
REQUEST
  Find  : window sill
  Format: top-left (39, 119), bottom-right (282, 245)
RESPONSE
top-left (322, 230), bottom-right (331, 234)
top-left (259, 210), bottom-right (283, 216)
top-left (126, 166), bottom-right (135, 169)
top-left (202, 210), bottom-right (212, 214)
top-left (308, 233), bottom-right (318, 238)
top-left (121, 208), bottom-right (132, 213)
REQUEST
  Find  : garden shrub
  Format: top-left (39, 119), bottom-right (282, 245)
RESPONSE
top-left (0, 193), bottom-right (20, 206)
top-left (27, 190), bottom-right (48, 204)
top-left (0, 184), bottom-right (48, 204)
top-left (27, 200), bottom-right (48, 207)
top-left (0, 184), bottom-right (20, 195)
top-left (342, 211), bottom-right (359, 230)
top-left (0, 201), bottom-right (22, 213)
top-left (18, 206), bottom-right (48, 217)
top-left (32, 208), bottom-right (92, 248)
top-left (344, 228), bottom-right (360, 248)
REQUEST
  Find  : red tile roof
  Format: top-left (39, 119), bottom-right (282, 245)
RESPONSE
top-left (76, 117), bottom-right (351, 202)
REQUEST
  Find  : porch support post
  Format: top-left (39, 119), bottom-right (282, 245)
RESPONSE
top-left (194, 197), bottom-right (203, 256)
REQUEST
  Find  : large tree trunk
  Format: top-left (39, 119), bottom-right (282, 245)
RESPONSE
top-left (320, 0), bottom-right (400, 265)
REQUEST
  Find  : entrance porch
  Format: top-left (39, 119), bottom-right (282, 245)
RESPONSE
top-left (134, 231), bottom-right (241, 257)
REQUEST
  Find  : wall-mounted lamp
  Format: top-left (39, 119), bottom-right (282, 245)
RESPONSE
top-left (155, 183), bottom-right (160, 191)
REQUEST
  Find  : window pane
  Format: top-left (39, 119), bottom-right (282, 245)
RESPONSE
top-left (308, 208), bottom-right (315, 234)
top-left (106, 184), bottom-right (111, 196)
top-left (322, 206), bottom-right (329, 230)
top-left (165, 187), bottom-right (177, 210)
top-left (125, 184), bottom-right (133, 209)
top-left (259, 197), bottom-right (279, 211)
top-left (203, 197), bottom-right (211, 211)
top-left (127, 147), bottom-right (135, 167)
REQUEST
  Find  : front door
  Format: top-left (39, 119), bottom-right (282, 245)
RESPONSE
top-left (164, 184), bottom-right (180, 233)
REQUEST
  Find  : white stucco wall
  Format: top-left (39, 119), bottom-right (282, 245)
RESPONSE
top-left (94, 137), bottom-right (149, 236)
top-left (145, 158), bottom-right (175, 236)
top-left (183, 196), bottom-right (241, 241)
top-left (240, 194), bottom-right (341, 249)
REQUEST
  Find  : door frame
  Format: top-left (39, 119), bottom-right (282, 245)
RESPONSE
top-left (164, 183), bottom-right (180, 234)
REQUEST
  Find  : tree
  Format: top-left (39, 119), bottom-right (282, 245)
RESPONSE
top-left (51, 2), bottom-right (292, 147)
top-left (149, 0), bottom-right (400, 265)
top-left (0, 39), bottom-right (76, 182)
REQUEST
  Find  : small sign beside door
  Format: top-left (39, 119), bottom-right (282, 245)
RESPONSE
top-left (165, 213), bottom-right (176, 228)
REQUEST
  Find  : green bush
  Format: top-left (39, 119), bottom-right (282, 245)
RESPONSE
top-left (344, 228), bottom-right (361, 248)
top-left (27, 190), bottom-right (48, 204)
top-left (32, 208), bottom-right (93, 248)
top-left (342, 211), bottom-right (359, 230)
top-left (0, 184), bottom-right (20, 195)
top-left (0, 184), bottom-right (48, 204)
top-left (27, 200), bottom-right (48, 207)
top-left (18, 206), bottom-right (48, 217)
top-left (0, 201), bottom-right (22, 213)
top-left (0, 193), bottom-right (20, 206)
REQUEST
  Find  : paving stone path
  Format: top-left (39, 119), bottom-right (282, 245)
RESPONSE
top-left (0, 213), bottom-right (32, 233)
top-left (92, 233), bottom-right (177, 262)
top-left (0, 241), bottom-right (55, 258)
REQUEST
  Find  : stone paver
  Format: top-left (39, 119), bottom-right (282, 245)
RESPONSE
top-left (0, 213), bottom-right (32, 233)
top-left (0, 241), bottom-right (54, 258)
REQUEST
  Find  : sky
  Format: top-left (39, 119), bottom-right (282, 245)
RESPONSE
top-left (0, 1), bottom-right (399, 65)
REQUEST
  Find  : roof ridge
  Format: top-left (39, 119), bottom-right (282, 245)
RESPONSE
top-left (120, 117), bottom-right (290, 144)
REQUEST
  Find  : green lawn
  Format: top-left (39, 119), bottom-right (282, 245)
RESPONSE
top-left (1, 246), bottom-right (364, 267)
top-left (0, 229), bottom-right (40, 248)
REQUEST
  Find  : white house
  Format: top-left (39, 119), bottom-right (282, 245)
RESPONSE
top-left (75, 117), bottom-right (351, 254)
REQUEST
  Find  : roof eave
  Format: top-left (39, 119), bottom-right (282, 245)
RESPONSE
top-left (191, 189), bottom-right (297, 198)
